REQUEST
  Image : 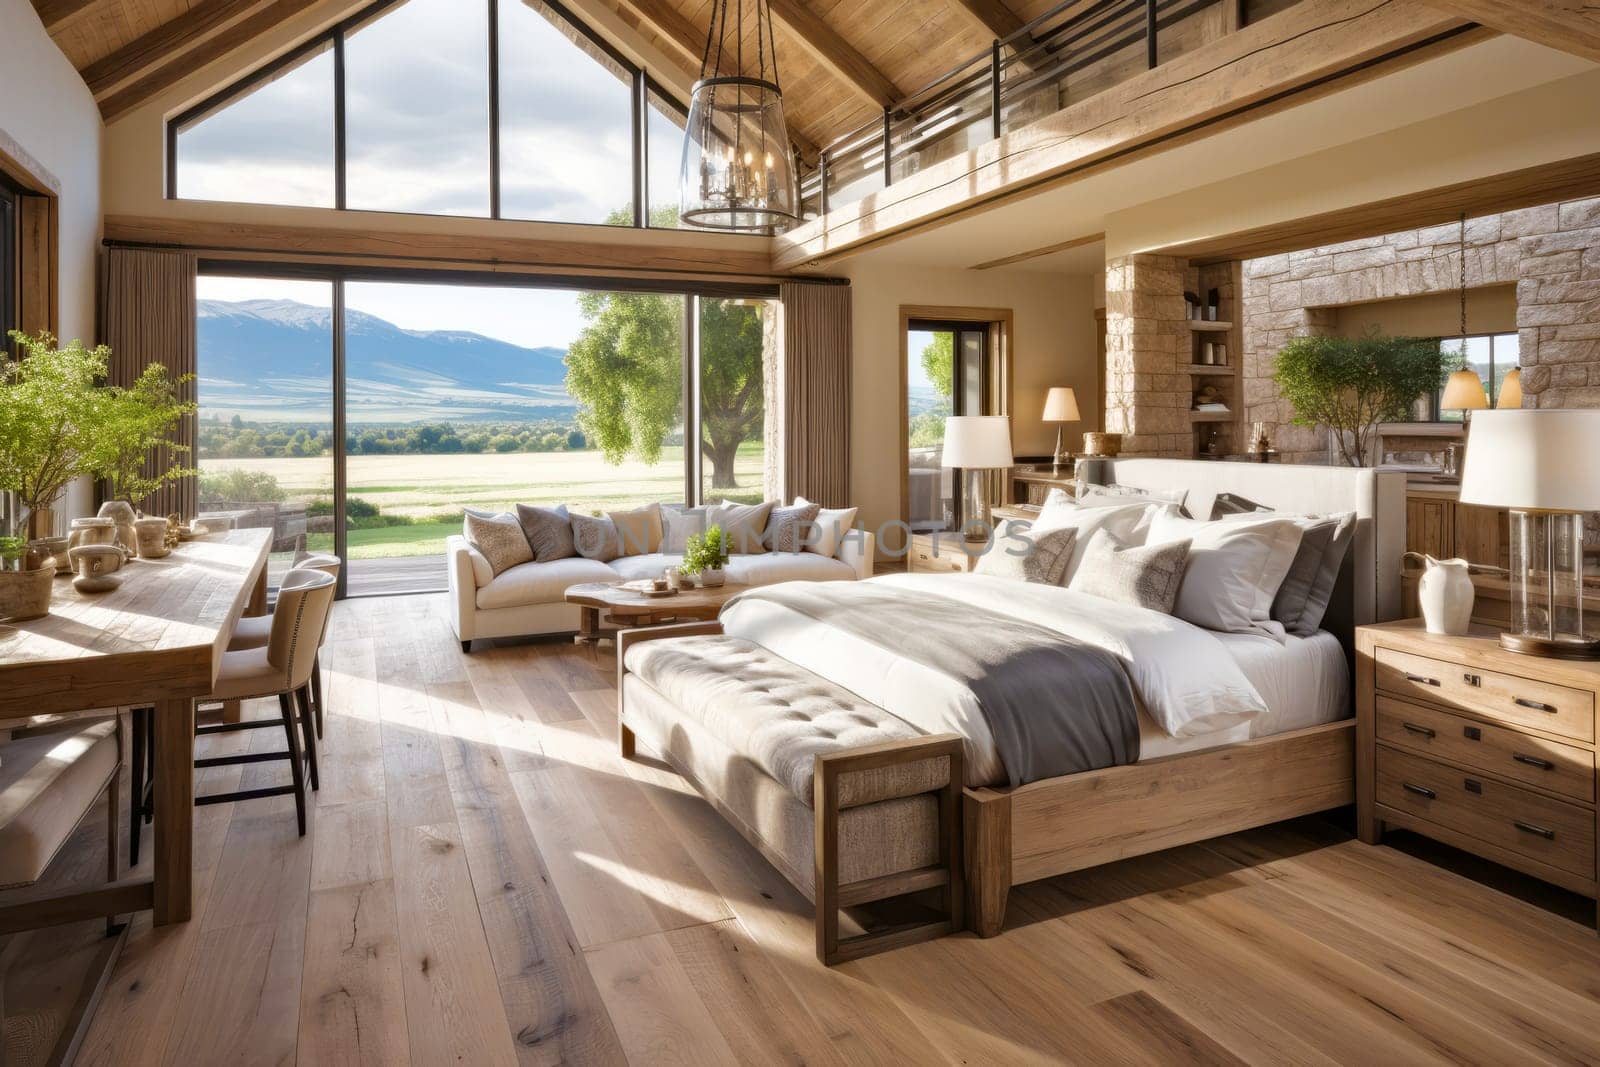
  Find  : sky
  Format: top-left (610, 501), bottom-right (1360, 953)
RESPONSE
top-left (198, 275), bottom-right (591, 350)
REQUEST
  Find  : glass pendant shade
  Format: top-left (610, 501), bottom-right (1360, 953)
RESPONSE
top-left (681, 77), bottom-right (799, 232)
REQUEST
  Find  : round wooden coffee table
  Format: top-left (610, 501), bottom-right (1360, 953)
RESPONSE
top-left (564, 580), bottom-right (739, 645)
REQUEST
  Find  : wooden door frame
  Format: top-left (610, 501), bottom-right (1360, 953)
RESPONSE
top-left (0, 126), bottom-right (61, 343)
top-left (897, 305), bottom-right (1014, 544)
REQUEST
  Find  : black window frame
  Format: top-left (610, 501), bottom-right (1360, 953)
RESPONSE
top-left (167, 0), bottom-right (692, 232)
top-left (1424, 331), bottom-right (1517, 421)
top-left (0, 174), bottom-right (20, 354)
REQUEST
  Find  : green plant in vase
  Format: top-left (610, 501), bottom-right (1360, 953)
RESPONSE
top-left (89, 358), bottom-right (197, 510)
top-left (681, 525), bottom-right (729, 587)
top-left (0, 332), bottom-right (109, 538)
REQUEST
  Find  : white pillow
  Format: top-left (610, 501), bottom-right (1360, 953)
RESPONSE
top-left (659, 505), bottom-right (709, 553)
top-left (794, 496), bottom-right (858, 557)
top-left (1077, 484), bottom-right (1190, 513)
top-left (1145, 512), bottom-right (1304, 638)
top-left (1032, 499), bottom-right (1173, 583)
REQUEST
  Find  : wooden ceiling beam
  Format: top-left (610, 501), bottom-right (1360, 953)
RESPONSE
top-left (81, 0), bottom-right (281, 98)
top-left (1423, 0), bottom-right (1600, 62)
top-left (946, 0), bottom-right (1025, 40)
top-left (31, 0), bottom-right (102, 34)
top-left (766, 0), bottom-right (899, 108)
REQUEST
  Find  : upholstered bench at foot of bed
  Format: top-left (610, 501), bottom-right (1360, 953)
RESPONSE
top-left (616, 623), bottom-right (964, 965)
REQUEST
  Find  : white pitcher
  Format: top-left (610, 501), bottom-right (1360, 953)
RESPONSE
top-left (1408, 553), bottom-right (1474, 636)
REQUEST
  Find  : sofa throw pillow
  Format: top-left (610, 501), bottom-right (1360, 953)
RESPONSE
top-left (976, 520), bottom-right (1077, 585)
top-left (1068, 529), bottom-right (1190, 613)
top-left (708, 500), bottom-right (773, 555)
top-left (515, 503), bottom-right (574, 562)
top-left (571, 513), bottom-right (621, 562)
top-left (660, 505), bottom-right (709, 554)
top-left (792, 496), bottom-right (858, 557)
top-left (766, 501), bottom-right (821, 553)
top-left (607, 502), bottom-right (662, 556)
top-left (463, 511), bottom-right (533, 576)
top-left (1146, 512), bottom-right (1304, 638)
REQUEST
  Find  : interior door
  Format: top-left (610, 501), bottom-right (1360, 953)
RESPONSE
top-left (906, 321), bottom-right (990, 533)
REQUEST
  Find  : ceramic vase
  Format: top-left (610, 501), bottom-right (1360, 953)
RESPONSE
top-left (135, 517), bottom-right (172, 559)
top-left (70, 544), bottom-right (125, 594)
top-left (67, 517), bottom-right (118, 551)
top-left (699, 567), bottom-right (726, 588)
top-left (1417, 554), bottom-right (1474, 636)
top-left (98, 501), bottom-right (140, 556)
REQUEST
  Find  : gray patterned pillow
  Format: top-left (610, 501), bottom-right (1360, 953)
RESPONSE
top-left (709, 500), bottom-right (773, 554)
top-left (974, 520), bottom-right (1077, 585)
top-left (1068, 528), bottom-right (1190, 613)
top-left (463, 511), bottom-right (534, 576)
top-left (570, 513), bottom-right (621, 562)
top-left (765, 501), bottom-right (821, 553)
top-left (515, 503), bottom-right (574, 562)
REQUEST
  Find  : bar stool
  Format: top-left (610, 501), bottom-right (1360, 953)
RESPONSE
top-left (129, 568), bottom-right (335, 853)
top-left (228, 550), bottom-right (341, 739)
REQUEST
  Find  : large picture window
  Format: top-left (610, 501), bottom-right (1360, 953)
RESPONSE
top-left (195, 269), bottom-right (778, 597)
top-left (169, 0), bottom-right (699, 230)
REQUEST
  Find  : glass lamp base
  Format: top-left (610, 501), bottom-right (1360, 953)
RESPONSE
top-left (1499, 632), bottom-right (1600, 660)
top-left (1505, 509), bottom-right (1596, 657)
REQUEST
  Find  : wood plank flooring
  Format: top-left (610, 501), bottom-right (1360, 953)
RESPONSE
top-left (24, 593), bottom-right (1600, 1065)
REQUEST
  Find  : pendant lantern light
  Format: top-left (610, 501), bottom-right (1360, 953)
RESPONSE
top-left (680, 0), bottom-right (800, 233)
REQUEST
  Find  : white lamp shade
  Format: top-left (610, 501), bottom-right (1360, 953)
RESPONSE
top-left (1460, 409), bottom-right (1600, 511)
top-left (942, 416), bottom-right (1014, 469)
top-left (1497, 367), bottom-right (1522, 409)
top-left (1042, 387), bottom-right (1081, 423)
top-left (1441, 368), bottom-right (1488, 411)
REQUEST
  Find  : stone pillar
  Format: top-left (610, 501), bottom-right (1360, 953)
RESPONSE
top-left (1517, 197), bottom-right (1600, 409)
top-left (1104, 254), bottom-right (1190, 456)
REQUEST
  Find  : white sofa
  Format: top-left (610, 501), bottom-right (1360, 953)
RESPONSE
top-left (447, 530), bottom-right (875, 650)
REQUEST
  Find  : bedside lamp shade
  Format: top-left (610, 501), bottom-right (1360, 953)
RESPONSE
top-left (941, 416), bottom-right (1014, 469)
top-left (1441, 368), bottom-right (1488, 411)
top-left (1497, 367), bottom-right (1523, 409)
top-left (1460, 408), bottom-right (1600, 659)
top-left (1042, 387), bottom-right (1080, 423)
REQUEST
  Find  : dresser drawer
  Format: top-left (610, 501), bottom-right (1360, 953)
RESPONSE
top-left (1374, 646), bottom-right (1595, 743)
top-left (1377, 746), bottom-right (1596, 880)
top-left (1376, 695), bottom-right (1596, 803)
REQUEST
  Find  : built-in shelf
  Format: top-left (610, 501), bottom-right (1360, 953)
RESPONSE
top-left (1185, 364), bottom-right (1234, 375)
top-left (1189, 410), bottom-right (1234, 423)
top-left (1188, 320), bottom-right (1233, 332)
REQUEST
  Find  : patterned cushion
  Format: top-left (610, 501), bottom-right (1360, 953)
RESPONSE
top-left (463, 511), bottom-right (533, 576)
top-left (707, 500), bottom-right (772, 555)
top-left (1068, 528), bottom-right (1190, 613)
top-left (571, 513), bottom-right (621, 562)
top-left (765, 501), bottom-right (821, 553)
top-left (515, 503), bottom-right (574, 562)
top-left (608, 503), bottom-right (662, 557)
top-left (974, 520), bottom-right (1077, 585)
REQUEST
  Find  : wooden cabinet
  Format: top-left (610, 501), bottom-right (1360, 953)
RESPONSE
top-left (1405, 492), bottom-right (1455, 559)
top-left (1011, 471), bottom-right (1074, 507)
top-left (1404, 490), bottom-right (1507, 568)
top-left (908, 532), bottom-right (980, 574)
top-left (1357, 622), bottom-right (1600, 921)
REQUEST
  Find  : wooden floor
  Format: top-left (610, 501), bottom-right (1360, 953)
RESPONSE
top-left (30, 593), bottom-right (1600, 1065)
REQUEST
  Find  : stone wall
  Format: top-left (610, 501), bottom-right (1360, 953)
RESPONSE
top-left (1104, 254), bottom-right (1191, 456)
top-left (1240, 196), bottom-right (1600, 462)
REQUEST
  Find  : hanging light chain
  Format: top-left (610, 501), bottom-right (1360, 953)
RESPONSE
top-left (1458, 211), bottom-right (1468, 352)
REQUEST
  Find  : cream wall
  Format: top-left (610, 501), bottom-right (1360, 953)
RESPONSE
top-left (841, 262), bottom-right (1100, 545)
top-left (3, 0), bottom-right (103, 521)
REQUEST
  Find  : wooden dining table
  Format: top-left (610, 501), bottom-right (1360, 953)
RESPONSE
top-left (0, 529), bottom-right (270, 930)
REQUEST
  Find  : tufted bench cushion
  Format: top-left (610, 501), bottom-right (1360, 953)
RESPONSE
top-left (622, 634), bottom-right (950, 809)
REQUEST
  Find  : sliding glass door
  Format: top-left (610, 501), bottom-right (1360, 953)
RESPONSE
top-left (906, 320), bottom-right (990, 533)
top-left (195, 271), bottom-right (773, 596)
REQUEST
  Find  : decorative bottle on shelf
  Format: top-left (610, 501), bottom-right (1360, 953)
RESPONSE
top-left (1206, 288), bottom-right (1221, 321)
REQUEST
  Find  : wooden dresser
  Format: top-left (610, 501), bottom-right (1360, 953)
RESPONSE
top-left (1356, 621), bottom-right (1599, 928)
top-left (907, 532), bottom-right (981, 573)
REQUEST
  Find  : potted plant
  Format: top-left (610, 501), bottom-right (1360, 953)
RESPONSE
top-left (90, 357), bottom-right (196, 514)
top-left (0, 332), bottom-right (109, 539)
top-left (0, 533), bottom-right (52, 622)
top-left (1271, 333), bottom-right (1452, 466)
top-left (681, 525), bottom-right (729, 587)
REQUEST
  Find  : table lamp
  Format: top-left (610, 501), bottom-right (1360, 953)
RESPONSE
top-left (943, 415), bottom-right (1014, 542)
top-left (1459, 409), bottom-right (1600, 659)
top-left (1042, 387), bottom-right (1080, 473)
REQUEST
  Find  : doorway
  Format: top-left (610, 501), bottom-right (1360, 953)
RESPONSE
top-left (899, 307), bottom-right (1012, 538)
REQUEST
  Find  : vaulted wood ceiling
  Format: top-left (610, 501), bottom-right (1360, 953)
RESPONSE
top-left (30, 0), bottom-right (1061, 154)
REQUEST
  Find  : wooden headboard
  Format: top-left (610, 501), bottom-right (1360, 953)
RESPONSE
top-left (1107, 459), bottom-right (1408, 646)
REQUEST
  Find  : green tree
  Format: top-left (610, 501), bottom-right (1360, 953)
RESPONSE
top-left (920, 331), bottom-right (953, 398)
top-left (1272, 333), bottom-right (1452, 466)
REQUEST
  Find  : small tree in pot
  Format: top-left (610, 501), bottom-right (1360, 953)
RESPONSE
top-left (1271, 333), bottom-right (1452, 467)
top-left (0, 332), bottom-right (109, 538)
top-left (680, 525), bottom-right (730, 587)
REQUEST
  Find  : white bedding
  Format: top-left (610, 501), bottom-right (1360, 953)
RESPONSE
top-left (720, 572), bottom-right (1346, 786)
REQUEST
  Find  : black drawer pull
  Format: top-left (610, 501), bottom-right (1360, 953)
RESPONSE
top-left (1401, 722), bottom-right (1436, 739)
top-left (1513, 820), bottom-right (1556, 840)
top-left (1404, 673), bottom-right (1441, 687)
top-left (1402, 782), bottom-right (1437, 799)
top-left (1514, 697), bottom-right (1557, 713)
top-left (1512, 753), bottom-right (1555, 770)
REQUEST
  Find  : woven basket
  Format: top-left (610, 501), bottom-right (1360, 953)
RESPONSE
top-left (1082, 432), bottom-right (1122, 457)
top-left (0, 564), bottom-right (54, 622)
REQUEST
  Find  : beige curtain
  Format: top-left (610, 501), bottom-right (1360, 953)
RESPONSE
top-left (100, 247), bottom-right (199, 518)
top-left (780, 281), bottom-right (851, 507)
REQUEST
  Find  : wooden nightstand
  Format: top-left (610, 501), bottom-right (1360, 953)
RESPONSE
top-left (907, 532), bottom-right (981, 573)
top-left (1356, 621), bottom-right (1599, 929)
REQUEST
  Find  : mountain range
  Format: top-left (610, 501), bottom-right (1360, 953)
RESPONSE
top-left (198, 298), bottom-right (575, 423)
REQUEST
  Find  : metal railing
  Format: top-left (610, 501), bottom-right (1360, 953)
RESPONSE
top-left (799, 0), bottom-right (1249, 219)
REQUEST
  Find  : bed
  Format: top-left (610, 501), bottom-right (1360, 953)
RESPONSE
top-left (619, 459), bottom-right (1407, 953)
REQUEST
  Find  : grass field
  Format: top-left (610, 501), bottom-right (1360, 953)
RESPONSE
top-left (201, 444), bottom-right (769, 559)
